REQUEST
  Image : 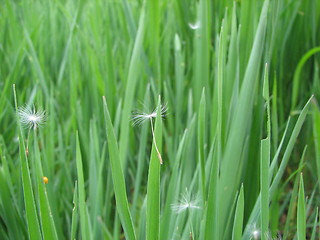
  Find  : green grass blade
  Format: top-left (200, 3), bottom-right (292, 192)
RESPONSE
top-left (291, 47), bottom-right (320, 111)
top-left (103, 96), bottom-right (136, 240)
top-left (193, 0), bottom-right (210, 106)
top-left (283, 146), bottom-right (307, 239)
top-left (260, 139), bottom-right (269, 240)
top-left (118, 4), bottom-right (146, 169)
top-left (13, 84), bottom-right (42, 240)
top-left (132, 85), bottom-right (151, 219)
top-left (261, 64), bottom-right (270, 240)
top-left (218, 1), bottom-right (269, 235)
top-left (205, 141), bottom-right (219, 240)
top-left (297, 173), bottom-right (306, 240)
top-left (269, 96), bottom-right (313, 196)
top-left (310, 207), bottom-right (318, 240)
top-left (243, 96), bottom-right (312, 239)
top-left (34, 135), bottom-right (59, 240)
top-left (146, 0), bottom-right (160, 88)
top-left (232, 184), bottom-right (244, 240)
top-left (76, 132), bottom-right (91, 240)
top-left (70, 181), bottom-right (78, 240)
top-left (197, 89), bottom-right (206, 201)
top-left (313, 102), bottom-right (320, 193)
top-left (146, 96), bottom-right (162, 240)
top-left (22, 25), bottom-right (49, 98)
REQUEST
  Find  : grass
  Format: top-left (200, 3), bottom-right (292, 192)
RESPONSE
top-left (0, 0), bottom-right (320, 239)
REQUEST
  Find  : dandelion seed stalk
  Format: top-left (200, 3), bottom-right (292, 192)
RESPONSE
top-left (131, 103), bottom-right (167, 165)
top-left (150, 118), bottom-right (163, 165)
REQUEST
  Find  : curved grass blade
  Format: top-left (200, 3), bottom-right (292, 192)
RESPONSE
top-left (291, 47), bottom-right (320, 111)
top-left (103, 97), bottom-right (136, 240)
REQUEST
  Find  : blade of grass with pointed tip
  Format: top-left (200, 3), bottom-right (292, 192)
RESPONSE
top-left (193, 0), bottom-right (210, 107)
top-left (269, 96), bottom-right (313, 197)
top-left (283, 146), bottom-right (307, 238)
top-left (243, 96), bottom-right (312, 239)
top-left (297, 174), bottom-right (306, 240)
top-left (219, 0), bottom-right (269, 234)
top-left (232, 184), bottom-right (244, 240)
top-left (103, 97), bottom-right (136, 240)
top-left (146, 96), bottom-right (162, 240)
top-left (13, 84), bottom-right (42, 240)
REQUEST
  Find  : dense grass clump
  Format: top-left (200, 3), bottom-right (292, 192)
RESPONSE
top-left (0, 0), bottom-right (320, 239)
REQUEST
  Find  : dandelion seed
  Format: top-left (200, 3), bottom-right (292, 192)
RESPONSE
top-left (131, 103), bottom-right (168, 164)
top-left (131, 104), bottom-right (168, 126)
top-left (171, 189), bottom-right (201, 214)
top-left (17, 105), bottom-right (46, 155)
top-left (17, 105), bottom-right (46, 130)
top-left (188, 21), bottom-right (201, 30)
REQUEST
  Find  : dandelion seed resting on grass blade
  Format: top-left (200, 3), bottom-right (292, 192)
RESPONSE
top-left (131, 103), bottom-right (168, 164)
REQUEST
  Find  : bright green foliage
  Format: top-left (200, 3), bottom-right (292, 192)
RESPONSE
top-left (0, 0), bottom-right (320, 239)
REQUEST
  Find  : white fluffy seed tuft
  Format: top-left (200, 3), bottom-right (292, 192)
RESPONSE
top-left (17, 105), bottom-right (46, 130)
top-left (131, 104), bottom-right (168, 126)
top-left (171, 189), bottom-right (201, 214)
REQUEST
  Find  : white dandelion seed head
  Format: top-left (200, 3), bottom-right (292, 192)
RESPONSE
top-left (17, 105), bottom-right (46, 130)
top-left (171, 189), bottom-right (201, 214)
top-left (188, 21), bottom-right (201, 30)
top-left (131, 104), bottom-right (168, 126)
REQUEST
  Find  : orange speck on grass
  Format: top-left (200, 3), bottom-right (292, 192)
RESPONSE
top-left (42, 176), bottom-right (48, 184)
